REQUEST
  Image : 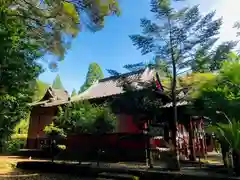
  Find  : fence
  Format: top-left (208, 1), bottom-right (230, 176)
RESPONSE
top-left (66, 133), bottom-right (147, 162)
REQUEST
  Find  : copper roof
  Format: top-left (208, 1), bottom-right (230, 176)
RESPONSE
top-left (30, 68), bottom-right (156, 107)
top-left (49, 88), bottom-right (69, 101)
top-left (71, 68), bottom-right (155, 101)
top-left (30, 87), bottom-right (69, 107)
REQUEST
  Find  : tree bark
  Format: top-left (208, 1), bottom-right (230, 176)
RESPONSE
top-left (168, 16), bottom-right (180, 170)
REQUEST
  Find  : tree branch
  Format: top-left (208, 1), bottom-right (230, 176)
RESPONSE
top-left (176, 68), bottom-right (190, 75)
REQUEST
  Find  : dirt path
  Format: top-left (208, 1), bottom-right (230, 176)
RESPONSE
top-left (0, 156), bottom-right (48, 174)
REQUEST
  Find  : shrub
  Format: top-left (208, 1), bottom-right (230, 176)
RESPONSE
top-left (2, 133), bottom-right (27, 154)
top-left (4, 138), bottom-right (26, 154)
top-left (44, 123), bottom-right (66, 138)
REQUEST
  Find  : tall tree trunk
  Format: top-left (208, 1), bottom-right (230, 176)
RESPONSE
top-left (171, 62), bottom-right (180, 169)
top-left (169, 16), bottom-right (180, 169)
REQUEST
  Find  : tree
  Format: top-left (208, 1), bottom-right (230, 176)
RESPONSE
top-left (52, 74), bottom-right (64, 89)
top-left (79, 62), bottom-right (104, 93)
top-left (32, 80), bottom-right (50, 101)
top-left (0, 0), bottom-right (120, 150)
top-left (55, 101), bottom-right (116, 134)
top-left (2, 0), bottom-right (120, 66)
top-left (207, 119), bottom-right (240, 174)
top-left (0, 10), bottom-right (42, 151)
top-left (108, 57), bottom-right (172, 78)
top-left (129, 0), bottom-right (223, 168)
top-left (191, 41), bottom-right (237, 73)
top-left (192, 56), bottom-right (240, 122)
top-left (71, 89), bottom-right (77, 97)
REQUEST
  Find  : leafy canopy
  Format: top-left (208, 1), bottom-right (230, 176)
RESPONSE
top-left (2, 0), bottom-right (120, 67)
top-left (55, 101), bottom-right (116, 134)
top-left (191, 41), bottom-right (237, 73)
top-left (207, 119), bottom-right (240, 151)
top-left (130, 1), bottom-right (222, 75)
top-left (0, 8), bottom-right (42, 142)
top-left (192, 55), bottom-right (240, 121)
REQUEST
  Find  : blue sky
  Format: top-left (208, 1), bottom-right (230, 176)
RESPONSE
top-left (39, 0), bottom-right (240, 93)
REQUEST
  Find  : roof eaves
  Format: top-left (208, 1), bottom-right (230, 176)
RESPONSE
top-left (40, 99), bottom-right (69, 107)
top-left (28, 100), bottom-right (49, 107)
top-left (71, 81), bottom-right (99, 102)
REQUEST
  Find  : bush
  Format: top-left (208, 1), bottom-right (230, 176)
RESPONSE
top-left (4, 138), bottom-right (26, 154)
top-left (3, 134), bottom-right (27, 154)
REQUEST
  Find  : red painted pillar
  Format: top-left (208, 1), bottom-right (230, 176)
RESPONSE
top-left (189, 118), bottom-right (196, 161)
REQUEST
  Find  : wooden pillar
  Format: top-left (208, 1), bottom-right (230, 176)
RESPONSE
top-left (189, 117), bottom-right (196, 161)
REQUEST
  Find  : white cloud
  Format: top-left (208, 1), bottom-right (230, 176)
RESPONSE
top-left (213, 0), bottom-right (240, 42)
top-left (198, 0), bottom-right (240, 42)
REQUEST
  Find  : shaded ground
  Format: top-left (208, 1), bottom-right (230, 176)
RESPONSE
top-left (0, 151), bottom-right (223, 174)
top-left (16, 160), bottom-right (237, 180)
top-left (0, 152), bottom-right (225, 180)
top-left (0, 156), bottom-right (98, 179)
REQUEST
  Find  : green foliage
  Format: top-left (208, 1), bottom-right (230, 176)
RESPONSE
top-left (52, 74), bottom-right (64, 89)
top-left (1, 0), bottom-right (120, 64)
top-left (178, 72), bottom-right (216, 95)
top-left (33, 80), bottom-right (49, 101)
top-left (127, 1), bottom-right (224, 164)
top-left (108, 58), bottom-right (172, 79)
top-left (44, 122), bottom-right (66, 138)
top-left (0, 0), bottom-right (120, 148)
top-left (0, 10), bottom-right (42, 145)
top-left (206, 119), bottom-right (240, 151)
top-left (55, 101), bottom-right (116, 134)
top-left (191, 41), bottom-right (237, 73)
top-left (3, 134), bottom-right (27, 154)
top-left (192, 58), bottom-right (240, 121)
top-left (13, 113), bottom-right (30, 135)
top-left (4, 138), bottom-right (26, 154)
top-left (128, 0), bottom-right (223, 112)
top-left (79, 62), bottom-right (104, 93)
top-left (71, 89), bottom-right (77, 97)
top-left (130, 1), bottom-right (222, 73)
top-left (11, 134), bottom-right (27, 140)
